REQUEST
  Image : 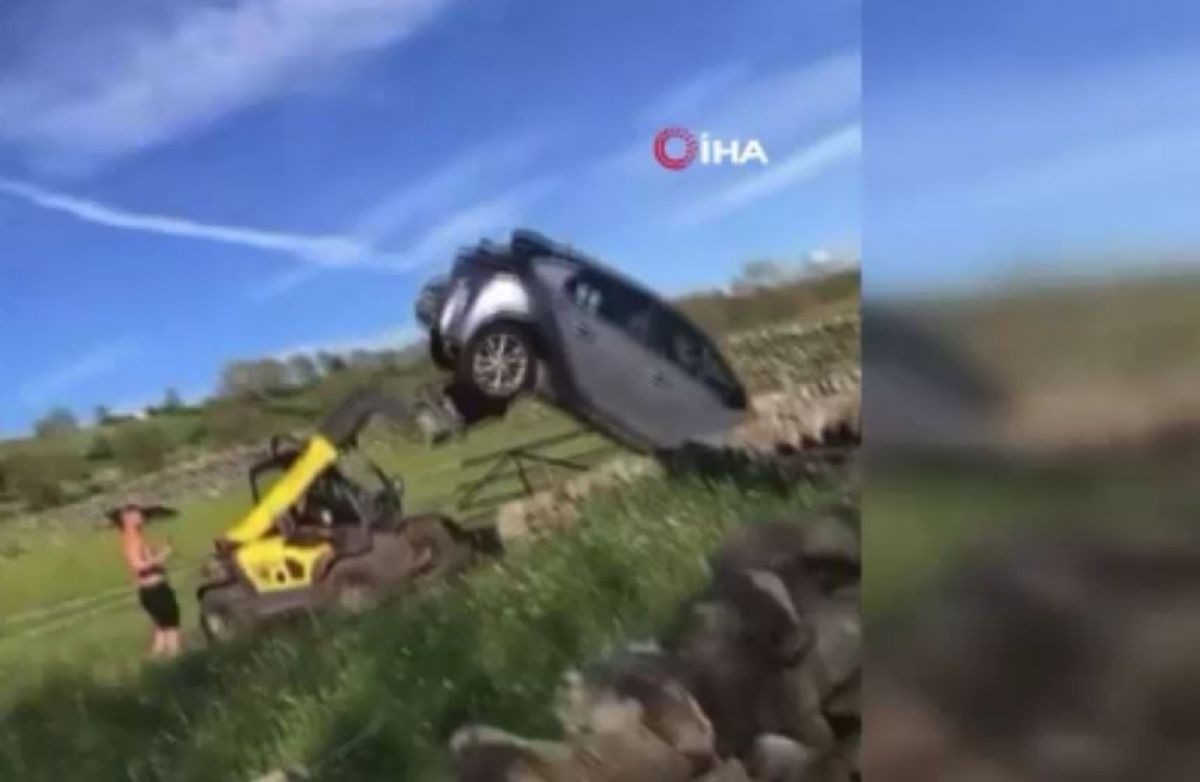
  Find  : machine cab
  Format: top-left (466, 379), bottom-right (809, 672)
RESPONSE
top-left (247, 438), bottom-right (403, 543)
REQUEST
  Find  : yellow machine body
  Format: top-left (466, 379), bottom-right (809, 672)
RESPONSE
top-left (220, 434), bottom-right (339, 593)
top-left (224, 435), bottom-right (338, 545)
top-left (232, 536), bottom-right (331, 593)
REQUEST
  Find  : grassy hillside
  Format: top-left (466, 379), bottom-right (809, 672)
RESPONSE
top-left (0, 297), bottom-right (861, 700)
top-left (867, 271), bottom-right (1200, 618)
top-left (0, 470), bottom-right (843, 781)
top-left (0, 406), bottom-right (610, 689)
top-left (0, 269), bottom-right (861, 519)
top-left (917, 273), bottom-right (1200, 383)
top-left (0, 268), bottom-right (861, 779)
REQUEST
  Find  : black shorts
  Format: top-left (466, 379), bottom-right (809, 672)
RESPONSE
top-left (138, 582), bottom-right (180, 630)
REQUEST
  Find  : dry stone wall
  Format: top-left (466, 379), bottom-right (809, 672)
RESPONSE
top-left (26, 443), bottom-right (267, 530)
top-left (452, 503), bottom-right (863, 782)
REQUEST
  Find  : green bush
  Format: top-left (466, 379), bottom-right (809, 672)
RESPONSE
top-left (201, 398), bottom-right (275, 446)
top-left (32, 408), bottom-right (80, 439)
top-left (3, 452), bottom-right (87, 510)
top-left (110, 423), bottom-right (171, 474)
top-left (84, 433), bottom-right (115, 461)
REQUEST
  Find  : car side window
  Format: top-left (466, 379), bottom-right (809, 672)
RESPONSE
top-left (655, 312), bottom-right (741, 402)
top-left (566, 272), bottom-right (660, 350)
top-left (571, 278), bottom-right (603, 316)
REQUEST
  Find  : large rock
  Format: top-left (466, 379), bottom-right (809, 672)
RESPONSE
top-left (454, 505), bottom-right (862, 782)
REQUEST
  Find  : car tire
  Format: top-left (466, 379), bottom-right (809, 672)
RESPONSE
top-left (198, 584), bottom-right (254, 644)
top-left (429, 329), bottom-right (454, 370)
top-left (398, 516), bottom-right (474, 585)
top-left (458, 323), bottom-right (536, 402)
top-left (325, 564), bottom-right (383, 615)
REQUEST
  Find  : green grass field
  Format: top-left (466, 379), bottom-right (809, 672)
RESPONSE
top-left (0, 285), bottom-right (862, 779)
top-left (0, 300), bottom-right (864, 698)
top-left (0, 468), bottom-right (841, 781)
top-left (0, 405), bottom-right (613, 695)
top-left (864, 443), bottom-right (1200, 625)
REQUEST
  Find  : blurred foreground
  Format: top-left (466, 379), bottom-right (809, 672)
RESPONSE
top-left (864, 272), bottom-right (1200, 781)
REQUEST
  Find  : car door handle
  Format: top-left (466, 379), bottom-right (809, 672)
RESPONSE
top-left (650, 370), bottom-right (671, 389)
top-left (573, 322), bottom-right (595, 341)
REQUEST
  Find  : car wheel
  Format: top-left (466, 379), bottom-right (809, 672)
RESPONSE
top-left (429, 329), bottom-right (454, 370)
top-left (198, 585), bottom-right (254, 644)
top-left (326, 565), bottom-right (383, 615)
top-left (459, 324), bottom-right (536, 401)
top-left (399, 516), bottom-right (474, 585)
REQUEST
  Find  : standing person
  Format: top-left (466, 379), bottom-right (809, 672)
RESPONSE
top-left (110, 503), bottom-right (182, 658)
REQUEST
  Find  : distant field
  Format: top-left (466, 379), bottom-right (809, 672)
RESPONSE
top-left (903, 273), bottom-right (1200, 442)
top-left (0, 407), bottom-right (611, 692)
top-left (0, 468), bottom-right (841, 782)
top-left (868, 272), bottom-right (1200, 617)
top-left (0, 274), bottom-right (861, 704)
top-left (0, 269), bottom-right (861, 520)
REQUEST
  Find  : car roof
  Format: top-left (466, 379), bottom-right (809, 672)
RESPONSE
top-left (452, 229), bottom-right (672, 316)
top-left (456, 228), bottom-right (740, 346)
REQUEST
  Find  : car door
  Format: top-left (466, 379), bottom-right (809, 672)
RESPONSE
top-left (551, 270), bottom-right (677, 446)
top-left (639, 309), bottom-right (748, 447)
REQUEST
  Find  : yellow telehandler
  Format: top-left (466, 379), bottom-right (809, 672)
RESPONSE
top-left (195, 389), bottom-right (497, 642)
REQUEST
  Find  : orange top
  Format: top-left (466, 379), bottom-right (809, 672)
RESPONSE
top-left (121, 526), bottom-right (165, 584)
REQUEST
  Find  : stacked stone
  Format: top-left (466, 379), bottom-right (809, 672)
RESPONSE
top-left (452, 506), bottom-right (862, 781)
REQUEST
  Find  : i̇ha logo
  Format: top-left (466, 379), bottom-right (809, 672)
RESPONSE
top-left (653, 126), bottom-right (769, 170)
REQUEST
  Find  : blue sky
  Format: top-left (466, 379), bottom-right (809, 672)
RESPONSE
top-left (0, 0), bottom-right (861, 434)
top-left (867, 0), bottom-right (1200, 293)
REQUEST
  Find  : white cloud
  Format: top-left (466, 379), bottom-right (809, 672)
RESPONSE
top-left (0, 178), bottom-right (366, 265)
top-left (674, 123), bottom-right (861, 227)
top-left (705, 51), bottom-right (860, 138)
top-left (351, 130), bottom-right (550, 245)
top-left (375, 175), bottom-right (561, 272)
top-left (632, 52), bottom-right (859, 138)
top-left (0, 165), bottom-right (556, 305)
top-left (18, 340), bottom-right (141, 406)
top-left (0, 0), bottom-right (455, 159)
top-left (634, 62), bottom-right (751, 127)
top-left (249, 130), bottom-right (557, 300)
top-left (805, 246), bottom-right (860, 272)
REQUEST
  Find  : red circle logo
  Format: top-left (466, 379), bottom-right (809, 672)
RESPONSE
top-left (654, 126), bottom-right (697, 170)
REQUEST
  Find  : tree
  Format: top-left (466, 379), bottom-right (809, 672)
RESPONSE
top-left (202, 398), bottom-right (271, 446)
top-left (287, 354), bottom-right (320, 386)
top-left (347, 349), bottom-right (379, 370)
top-left (316, 351), bottom-right (348, 376)
top-left (93, 405), bottom-right (112, 426)
top-left (85, 433), bottom-right (115, 461)
top-left (4, 451), bottom-right (87, 510)
top-left (111, 423), bottom-right (171, 473)
top-left (33, 407), bottom-right (79, 439)
top-left (163, 387), bottom-right (184, 411)
top-left (219, 359), bottom-right (291, 399)
top-left (732, 259), bottom-right (791, 292)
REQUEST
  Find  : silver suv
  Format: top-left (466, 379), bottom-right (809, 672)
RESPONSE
top-left (415, 230), bottom-right (748, 450)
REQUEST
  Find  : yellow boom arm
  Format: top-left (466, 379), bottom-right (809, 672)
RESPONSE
top-left (224, 434), bottom-right (339, 545)
top-left (222, 389), bottom-right (412, 545)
